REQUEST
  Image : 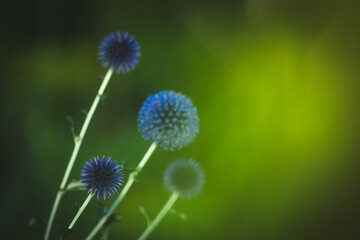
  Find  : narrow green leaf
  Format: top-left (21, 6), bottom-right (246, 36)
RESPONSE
top-left (80, 108), bottom-right (88, 116)
top-left (65, 115), bottom-right (75, 126)
top-left (136, 203), bottom-right (152, 226)
top-left (170, 208), bottom-right (187, 221)
top-left (29, 216), bottom-right (47, 227)
top-left (99, 94), bottom-right (107, 106)
top-left (65, 180), bottom-right (84, 193)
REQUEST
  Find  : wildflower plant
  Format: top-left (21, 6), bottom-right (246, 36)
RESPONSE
top-left (44, 31), bottom-right (140, 240)
top-left (67, 156), bottom-right (123, 230)
top-left (43, 30), bottom-right (203, 240)
top-left (85, 91), bottom-right (199, 240)
top-left (138, 159), bottom-right (206, 240)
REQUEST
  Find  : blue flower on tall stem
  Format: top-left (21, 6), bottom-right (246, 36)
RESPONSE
top-left (98, 31), bottom-right (141, 74)
top-left (138, 90), bottom-right (199, 151)
top-left (80, 156), bottom-right (123, 199)
top-left (137, 159), bottom-right (206, 240)
top-left (68, 156), bottom-right (123, 230)
top-left (164, 159), bottom-right (205, 199)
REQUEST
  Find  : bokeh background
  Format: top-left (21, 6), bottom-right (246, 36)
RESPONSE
top-left (2, 0), bottom-right (360, 239)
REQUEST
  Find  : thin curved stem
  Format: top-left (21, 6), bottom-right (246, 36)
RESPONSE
top-left (85, 142), bottom-right (157, 240)
top-left (44, 68), bottom-right (114, 240)
top-left (69, 194), bottom-right (93, 229)
top-left (138, 192), bottom-right (179, 240)
top-left (68, 193), bottom-right (93, 229)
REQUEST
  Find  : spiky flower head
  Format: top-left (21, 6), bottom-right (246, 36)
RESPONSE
top-left (80, 156), bottom-right (123, 199)
top-left (163, 159), bottom-right (205, 199)
top-left (98, 31), bottom-right (141, 74)
top-left (138, 90), bottom-right (199, 151)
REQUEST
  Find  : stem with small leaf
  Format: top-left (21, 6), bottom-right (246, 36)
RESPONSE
top-left (44, 68), bottom-right (114, 240)
top-left (85, 142), bottom-right (157, 240)
top-left (138, 192), bottom-right (179, 240)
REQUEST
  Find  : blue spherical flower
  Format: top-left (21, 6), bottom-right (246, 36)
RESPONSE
top-left (164, 159), bottom-right (205, 199)
top-left (98, 31), bottom-right (141, 74)
top-left (138, 90), bottom-right (199, 151)
top-left (80, 156), bottom-right (123, 199)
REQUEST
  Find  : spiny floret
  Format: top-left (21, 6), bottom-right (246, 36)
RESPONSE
top-left (138, 90), bottom-right (199, 151)
top-left (98, 31), bottom-right (141, 74)
top-left (163, 159), bottom-right (205, 199)
top-left (80, 156), bottom-right (123, 199)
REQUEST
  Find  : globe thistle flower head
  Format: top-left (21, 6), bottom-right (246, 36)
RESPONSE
top-left (80, 156), bottom-right (123, 200)
top-left (163, 159), bottom-right (205, 199)
top-left (138, 90), bottom-right (199, 151)
top-left (98, 31), bottom-right (141, 74)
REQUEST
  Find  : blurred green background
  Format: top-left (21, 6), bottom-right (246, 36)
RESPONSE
top-left (2, 0), bottom-right (360, 239)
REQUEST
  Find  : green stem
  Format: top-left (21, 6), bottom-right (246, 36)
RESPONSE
top-left (85, 142), bottom-right (157, 240)
top-left (68, 194), bottom-right (93, 229)
top-left (138, 192), bottom-right (179, 240)
top-left (44, 68), bottom-right (114, 240)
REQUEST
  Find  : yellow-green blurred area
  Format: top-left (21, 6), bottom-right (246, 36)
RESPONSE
top-left (2, 0), bottom-right (360, 239)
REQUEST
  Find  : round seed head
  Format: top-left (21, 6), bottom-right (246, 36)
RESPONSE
top-left (80, 156), bottom-right (123, 199)
top-left (163, 159), bottom-right (205, 199)
top-left (138, 90), bottom-right (199, 151)
top-left (98, 31), bottom-right (141, 74)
